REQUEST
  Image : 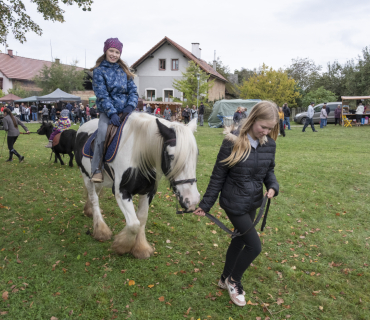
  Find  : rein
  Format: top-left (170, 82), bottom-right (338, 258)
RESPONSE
top-left (19, 132), bottom-right (37, 134)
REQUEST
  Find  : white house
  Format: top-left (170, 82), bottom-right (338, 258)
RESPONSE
top-left (131, 37), bottom-right (227, 102)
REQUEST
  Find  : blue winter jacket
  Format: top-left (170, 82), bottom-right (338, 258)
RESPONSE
top-left (93, 60), bottom-right (138, 118)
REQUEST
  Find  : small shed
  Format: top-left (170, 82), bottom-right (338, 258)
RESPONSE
top-left (341, 95), bottom-right (370, 126)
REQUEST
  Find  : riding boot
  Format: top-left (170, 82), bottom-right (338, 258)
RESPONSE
top-left (11, 149), bottom-right (24, 163)
top-left (5, 151), bottom-right (13, 162)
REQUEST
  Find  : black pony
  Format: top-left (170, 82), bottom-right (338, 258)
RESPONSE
top-left (37, 122), bottom-right (77, 167)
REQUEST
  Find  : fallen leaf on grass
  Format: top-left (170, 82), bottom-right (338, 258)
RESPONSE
top-left (158, 296), bottom-right (165, 302)
top-left (128, 280), bottom-right (135, 286)
top-left (148, 284), bottom-right (154, 288)
top-left (276, 298), bottom-right (284, 305)
top-left (2, 291), bottom-right (8, 301)
top-left (319, 306), bottom-right (323, 311)
top-left (0, 311), bottom-right (8, 315)
top-left (50, 317), bottom-right (58, 320)
top-left (185, 307), bottom-right (191, 315)
top-left (247, 300), bottom-right (258, 306)
top-left (53, 292), bottom-right (61, 296)
top-left (85, 262), bottom-right (90, 266)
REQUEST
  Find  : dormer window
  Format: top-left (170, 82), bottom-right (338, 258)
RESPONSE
top-left (172, 59), bottom-right (179, 70)
top-left (159, 59), bottom-right (166, 70)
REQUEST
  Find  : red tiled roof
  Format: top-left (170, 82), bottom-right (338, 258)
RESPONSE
top-left (131, 37), bottom-right (227, 82)
top-left (0, 53), bottom-right (84, 81)
top-left (0, 93), bottom-right (22, 102)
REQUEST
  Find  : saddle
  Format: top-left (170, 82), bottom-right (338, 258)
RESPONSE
top-left (83, 112), bottom-right (130, 163)
top-left (52, 133), bottom-right (62, 147)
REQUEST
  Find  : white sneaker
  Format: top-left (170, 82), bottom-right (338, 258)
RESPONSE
top-left (225, 277), bottom-right (246, 307)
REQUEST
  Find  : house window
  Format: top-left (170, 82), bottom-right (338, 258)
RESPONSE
top-left (146, 89), bottom-right (156, 101)
top-left (159, 59), bottom-right (166, 70)
top-left (164, 90), bottom-right (174, 102)
top-left (171, 59), bottom-right (179, 70)
top-left (0, 77), bottom-right (3, 90)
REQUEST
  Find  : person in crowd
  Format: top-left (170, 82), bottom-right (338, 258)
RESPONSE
top-left (72, 103), bottom-right (78, 124)
top-left (90, 37), bottom-right (138, 183)
top-left (155, 106), bottom-right (161, 116)
top-left (8, 104), bottom-right (14, 112)
top-left (13, 104), bottom-right (20, 116)
top-left (24, 106), bottom-right (30, 123)
top-left (66, 102), bottom-right (73, 120)
top-left (45, 109), bottom-right (71, 148)
top-left (0, 105), bottom-right (4, 112)
top-left (2, 108), bottom-right (29, 162)
top-left (31, 103), bottom-right (38, 121)
top-left (164, 105), bottom-right (172, 121)
top-left (278, 107), bottom-right (285, 137)
top-left (242, 107), bottom-right (249, 119)
top-left (90, 104), bottom-right (98, 119)
top-left (75, 105), bottom-right (81, 124)
top-left (86, 104), bottom-right (90, 121)
top-left (143, 104), bottom-right (147, 113)
top-left (233, 107), bottom-right (244, 125)
top-left (334, 105), bottom-right (342, 126)
top-left (302, 102), bottom-right (318, 132)
top-left (146, 104), bottom-right (152, 114)
top-left (191, 105), bottom-right (198, 120)
top-left (324, 102), bottom-right (330, 120)
top-left (199, 102), bottom-right (205, 126)
top-left (194, 101), bottom-right (279, 307)
top-left (320, 105), bottom-right (327, 128)
top-left (355, 102), bottom-right (364, 127)
top-left (282, 103), bottom-right (291, 130)
top-left (182, 105), bottom-right (190, 124)
top-left (80, 105), bottom-right (86, 126)
top-left (50, 105), bottom-right (57, 123)
top-left (42, 105), bottom-right (49, 122)
top-left (20, 103), bottom-right (26, 121)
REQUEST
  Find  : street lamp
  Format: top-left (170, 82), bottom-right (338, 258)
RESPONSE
top-left (196, 73), bottom-right (200, 109)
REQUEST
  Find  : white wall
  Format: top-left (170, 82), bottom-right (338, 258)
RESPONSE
top-left (134, 43), bottom-right (189, 100)
top-left (0, 71), bottom-right (13, 93)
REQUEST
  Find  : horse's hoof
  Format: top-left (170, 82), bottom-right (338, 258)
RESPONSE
top-left (93, 221), bottom-right (112, 241)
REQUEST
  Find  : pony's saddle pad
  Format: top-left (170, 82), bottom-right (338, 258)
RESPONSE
top-left (82, 113), bottom-right (130, 163)
top-left (52, 133), bottom-right (62, 147)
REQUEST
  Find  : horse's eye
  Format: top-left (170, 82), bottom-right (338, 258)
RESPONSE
top-left (169, 155), bottom-right (175, 161)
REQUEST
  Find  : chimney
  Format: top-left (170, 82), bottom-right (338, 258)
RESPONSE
top-left (191, 43), bottom-right (200, 59)
top-left (8, 49), bottom-right (13, 57)
top-left (55, 58), bottom-right (60, 64)
top-left (213, 50), bottom-right (217, 70)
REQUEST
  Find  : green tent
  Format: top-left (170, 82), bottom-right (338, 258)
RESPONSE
top-left (89, 96), bottom-right (96, 108)
top-left (208, 99), bottom-right (261, 128)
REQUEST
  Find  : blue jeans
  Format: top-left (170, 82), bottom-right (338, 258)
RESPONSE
top-left (24, 115), bottom-right (30, 122)
top-left (284, 117), bottom-right (291, 129)
top-left (80, 117), bottom-right (85, 126)
top-left (91, 113), bottom-right (110, 174)
top-left (320, 119), bottom-right (327, 128)
top-left (32, 112), bottom-right (37, 121)
top-left (51, 115), bottom-right (56, 123)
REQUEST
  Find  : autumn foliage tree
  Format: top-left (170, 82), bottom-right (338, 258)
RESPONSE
top-left (239, 64), bottom-right (301, 107)
top-left (0, 0), bottom-right (92, 44)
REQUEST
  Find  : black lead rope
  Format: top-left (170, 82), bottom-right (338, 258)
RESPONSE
top-left (176, 195), bottom-right (271, 238)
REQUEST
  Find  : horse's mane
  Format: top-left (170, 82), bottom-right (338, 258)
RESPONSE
top-left (123, 112), bottom-right (197, 182)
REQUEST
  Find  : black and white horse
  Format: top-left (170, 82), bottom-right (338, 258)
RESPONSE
top-left (37, 122), bottom-right (77, 167)
top-left (74, 112), bottom-right (200, 259)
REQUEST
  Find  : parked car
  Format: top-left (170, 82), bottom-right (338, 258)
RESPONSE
top-left (294, 102), bottom-right (342, 124)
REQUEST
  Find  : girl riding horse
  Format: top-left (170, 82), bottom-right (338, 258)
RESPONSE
top-left (90, 37), bottom-right (138, 183)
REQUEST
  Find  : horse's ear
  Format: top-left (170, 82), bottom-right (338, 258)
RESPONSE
top-left (187, 118), bottom-right (197, 133)
top-left (156, 118), bottom-right (175, 141)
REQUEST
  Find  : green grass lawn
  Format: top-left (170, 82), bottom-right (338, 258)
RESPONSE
top-left (0, 122), bottom-right (369, 320)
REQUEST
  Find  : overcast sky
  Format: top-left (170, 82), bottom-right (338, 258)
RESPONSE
top-left (4, 0), bottom-right (370, 73)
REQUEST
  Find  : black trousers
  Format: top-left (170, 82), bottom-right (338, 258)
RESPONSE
top-left (302, 118), bottom-right (316, 132)
top-left (222, 210), bottom-right (262, 282)
top-left (7, 136), bottom-right (18, 151)
top-left (334, 117), bottom-right (341, 125)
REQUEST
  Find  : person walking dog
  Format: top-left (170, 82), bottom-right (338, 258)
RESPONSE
top-left (2, 108), bottom-right (29, 162)
top-left (302, 102), bottom-right (318, 132)
top-left (90, 37), bottom-right (138, 183)
top-left (193, 101), bottom-right (279, 307)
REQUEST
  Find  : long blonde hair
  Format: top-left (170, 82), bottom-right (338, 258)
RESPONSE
top-left (222, 101), bottom-right (279, 167)
top-left (90, 54), bottom-right (135, 79)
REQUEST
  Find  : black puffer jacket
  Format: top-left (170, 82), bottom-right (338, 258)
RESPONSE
top-left (199, 135), bottom-right (279, 215)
